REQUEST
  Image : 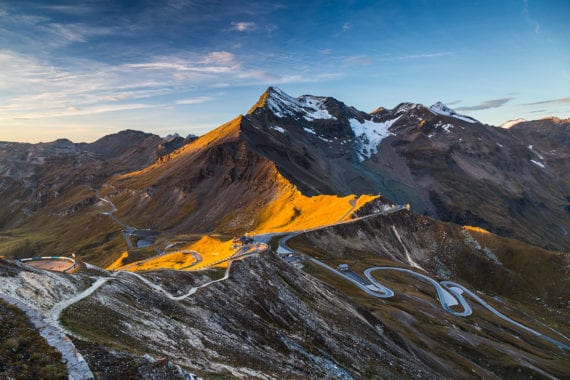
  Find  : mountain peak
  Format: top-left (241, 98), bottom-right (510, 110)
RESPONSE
top-left (247, 86), bottom-right (287, 115)
top-left (430, 101), bottom-right (454, 115)
top-left (247, 87), bottom-right (337, 121)
top-left (393, 102), bottom-right (422, 115)
top-left (429, 101), bottom-right (479, 124)
top-left (501, 118), bottom-right (526, 129)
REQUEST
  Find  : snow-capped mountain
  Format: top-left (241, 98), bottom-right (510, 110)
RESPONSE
top-left (501, 118), bottom-right (526, 129)
top-left (243, 87), bottom-right (570, 251)
top-left (261, 87), bottom-right (336, 121)
top-left (429, 101), bottom-right (479, 123)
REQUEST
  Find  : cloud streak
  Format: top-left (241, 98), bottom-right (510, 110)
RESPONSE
top-left (456, 97), bottom-right (514, 111)
top-left (522, 0), bottom-right (541, 33)
top-left (176, 96), bottom-right (213, 105)
top-left (524, 97), bottom-right (570, 106)
top-left (0, 46), bottom-right (335, 123)
top-left (344, 55), bottom-right (373, 66)
top-left (230, 21), bottom-right (256, 32)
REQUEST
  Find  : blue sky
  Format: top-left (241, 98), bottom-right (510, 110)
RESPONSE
top-left (0, 0), bottom-right (569, 142)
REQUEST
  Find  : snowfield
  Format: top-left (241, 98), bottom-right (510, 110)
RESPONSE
top-left (350, 117), bottom-right (399, 160)
top-left (430, 101), bottom-right (478, 124)
top-left (265, 87), bottom-right (336, 121)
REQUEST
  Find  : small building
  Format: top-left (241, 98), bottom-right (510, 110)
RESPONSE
top-left (337, 263), bottom-right (349, 271)
top-left (233, 236), bottom-right (253, 246)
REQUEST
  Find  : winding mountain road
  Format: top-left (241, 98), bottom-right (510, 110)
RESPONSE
top-left (277, 216), bottom-right (570, 352)
top-left (49, 276), bottom-right (118, 333)
top-left (123, 261), bottom-right (234, 301)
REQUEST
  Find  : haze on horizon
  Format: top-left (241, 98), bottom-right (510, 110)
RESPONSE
top-left (0, 0), bottom-right (569, 143)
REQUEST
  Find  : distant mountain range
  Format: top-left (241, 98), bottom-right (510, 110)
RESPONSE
top-left (1, 87), bottom-right (569, 261)
top-left (1, 87), bottom-right (569, 378)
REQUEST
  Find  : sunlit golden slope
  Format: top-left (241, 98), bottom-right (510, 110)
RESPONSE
top-left (106, 251), bottom-right (129, 270)
top-left (186, 236), bottom-right (234, 269)
top-left (464, 225), bottom-right (490, 234)
top-left (108, 235), bottom-right (234, 272)
top-left (253, 170), bottom-right (378, 233)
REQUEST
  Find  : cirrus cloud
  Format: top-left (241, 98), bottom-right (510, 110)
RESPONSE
top-left (523, 97), bottom-right (570, 106)
top-left (230, 21), bottom-right (256, 32)
top-left (176, 96), bottom-right (213, 105)
top-left (456, 97), bottom-right (514, 111)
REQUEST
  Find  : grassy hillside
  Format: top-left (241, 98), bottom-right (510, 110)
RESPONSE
top-left (0, 299), bottom-right (67, 379)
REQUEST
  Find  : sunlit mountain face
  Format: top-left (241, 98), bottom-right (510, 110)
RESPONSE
top-left (1, 1), bottom-right (570, 378)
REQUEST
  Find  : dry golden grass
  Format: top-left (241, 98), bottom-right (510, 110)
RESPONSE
top-left (186, 236), bottom-right (234, 270)
top-left (106, 251), bottom-right (129, 270)
top-left (254, 174), bottom-right (378, 233)
top-left (121, 250), bottom-right (198, 271)
top-left (112, 235), bottom-right (234, 272)
top-left (464, 225), bottom-right (490, 234)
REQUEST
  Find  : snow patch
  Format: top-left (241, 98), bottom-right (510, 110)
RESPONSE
top-left (303, 127), bottom-right (316, 135)
top-left (394, 103), bottom-right (419, 114)
top-left (530, 159), bottom-right (545, 168)
top-left (270, 125), bottom-right (286, 133)
top-left (350, 117), bottom-right (399, 160)
top-left (265, 87), bottom-right (336, 120)
top-left (430, 101), bottom-right (478, 124)
top-left (441, 123), bottom-right (453, 133)
top-left (528, 145), bottom-right (544, 160)
top-left (298, 96), bottom-right (335, 121)
top-left (501, 118), bottom-right (525, 129)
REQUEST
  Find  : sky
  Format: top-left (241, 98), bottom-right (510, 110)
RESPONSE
top-left (0, 0), bottom-right (569, 143)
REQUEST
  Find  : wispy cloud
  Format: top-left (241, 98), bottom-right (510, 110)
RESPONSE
top-left (0, 50), bottom-right (173, 120)
top-left (344, 55), bottom-right (373, 66)
top-left (1, 8), bottom-right (116, 48)
top-left (265, 24), bottom-right (278, 34)
top-left (524, 97), bottom-right (570, 106)
top-left (370, 52), bottom-right (453, 62)
top-left (445, 100), bottom-right (462, 106)
top-left (176, 96), bottom-right (213, 105)
top-left (40, 5), bottom-right (95, 15)
top-left (0, 47), bottom-right (334, 122)
top-left (342, 22), bottom-right (352, 31)
top-left (39, 23), bottom-right (115, 43)
top-left (230, 21), bottom-right (257, 32)
top-left (456, 97), bottom-right (514, 111)
top-left (396, 52), bottom-right (453, 60)
top-left (522, 0), bottom-right (540, 33)
top-left (12, 103), bottom-right (155, 120)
